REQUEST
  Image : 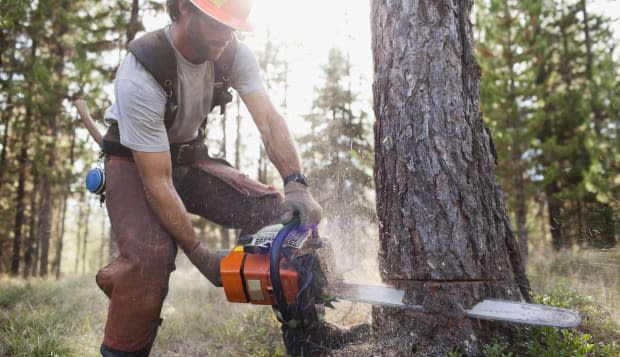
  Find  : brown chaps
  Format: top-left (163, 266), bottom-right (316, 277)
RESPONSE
top-left (96, 156), bottom-right (283, 352)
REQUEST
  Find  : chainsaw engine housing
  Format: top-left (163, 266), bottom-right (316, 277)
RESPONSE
top-left (220, 246), bottom-right (299, 305)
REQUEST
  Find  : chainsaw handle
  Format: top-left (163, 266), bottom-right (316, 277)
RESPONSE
top-left (270, 217), bottom-right (301, 323)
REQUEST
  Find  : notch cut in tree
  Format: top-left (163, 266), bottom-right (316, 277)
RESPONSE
top-left (371, 0), bottom-right (530, 355)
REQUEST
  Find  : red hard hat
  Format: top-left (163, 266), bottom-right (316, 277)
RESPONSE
top-left (190, 0), bottom-right (253, 32)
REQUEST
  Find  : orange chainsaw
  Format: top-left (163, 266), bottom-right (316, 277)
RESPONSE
top-left (217, 218), bottom-right (581, 328)
top-left (219, 218), bottom-right (328, 326)
top-left (220, 218), bottom-right (329, 323)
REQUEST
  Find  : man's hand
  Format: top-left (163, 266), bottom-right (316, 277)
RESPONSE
top-left (186, 242), bottom-right (222, 287)
top-left (280, 182), bottom-right (322, 226)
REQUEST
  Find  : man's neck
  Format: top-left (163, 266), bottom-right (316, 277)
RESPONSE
top-left (169, 22), bottom-right (205, 64)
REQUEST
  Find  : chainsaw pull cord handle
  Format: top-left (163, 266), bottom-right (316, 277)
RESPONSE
top-left (270, 217), bottom-right (301, 323)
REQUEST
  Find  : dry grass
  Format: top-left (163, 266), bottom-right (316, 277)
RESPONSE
top-left (0, 256), bottom-right (285, 357)
top-left (527, 247), bottom-right (620, 324)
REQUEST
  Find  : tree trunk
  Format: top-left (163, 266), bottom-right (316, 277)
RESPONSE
top-left (515, 188), bottom-right (528, 264)
top-left (38, 176), bottom-right (52, 277)
top-left (75, 195), bottom-right (84, 273)
top-left (370, 1), bottom-right (530, 355)
top-left (52, 127), bottom-right (75, 279)
top-left (0, 85), bottom-right (14, 190)
top-left (547, 185), bottom-right (566, 250)
top-left (53, 195), bottom-right (67, 278)
top-left (125, 0), bottom-right (142, 45)
top-left (99, 216), bottom-right (106, 267)
top-left (82, 201), bottom-right (91, 273)
top-left (10, 115), bottom-right (31, 275)
top-left (109, 224), bottom-right (118, 261)
top-left (220, 227), bottom-right (231, 250)
top-left (23, 166), bottom-right (39, 278)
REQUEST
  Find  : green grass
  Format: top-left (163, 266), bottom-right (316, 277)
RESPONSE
top-left (527, 248), bottom-right (620, 324)
top-left (515, 247), bottom-right (620, 357)
top-left (0, 264), bottom-right (285, 357)
top-left (0, 275), bottom-right (106, 357)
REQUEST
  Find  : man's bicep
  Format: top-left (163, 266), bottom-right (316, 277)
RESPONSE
top-left (241, 90), bottom-right (278, 133)
top-left (132, 150), bottom-right (173, 186)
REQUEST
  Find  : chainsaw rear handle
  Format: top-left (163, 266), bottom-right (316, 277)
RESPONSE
top-left (270, 217), bottom-right (301, 323)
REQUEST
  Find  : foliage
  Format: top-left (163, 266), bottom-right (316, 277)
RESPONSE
top-left (481, 337), bottom-right (513, 357)
top-left (299, 47), bottom-right (374, 220)
top-left (475, 0), bottom-right (619, 251)
top-left (297, 47), bottom-right (377, 278)
top-left (0, 0), bottom-right (149, 276)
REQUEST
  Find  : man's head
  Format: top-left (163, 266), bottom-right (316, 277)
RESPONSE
top-left (167, 0), bottom-right (252, 62)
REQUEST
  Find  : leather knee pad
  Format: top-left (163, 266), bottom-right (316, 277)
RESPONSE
top-left (101, 253), bottom-right (171, 352)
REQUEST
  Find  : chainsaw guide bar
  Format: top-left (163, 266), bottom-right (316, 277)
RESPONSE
top-left (220, 221), bottom-right (581, 329)
top-left (330, 283), bottom-right (581, 328)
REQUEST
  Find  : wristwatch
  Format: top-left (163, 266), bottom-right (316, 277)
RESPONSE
top-left (284, 172), bottom-right (309, 187)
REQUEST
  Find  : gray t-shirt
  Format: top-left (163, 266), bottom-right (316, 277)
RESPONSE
top-left (104, 26), bottom-right (263, 152)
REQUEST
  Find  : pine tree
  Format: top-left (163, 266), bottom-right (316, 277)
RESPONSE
top-left (476, 0), bottom-right (619, 250)
top-left (298, 47), bottom-right (375, 278)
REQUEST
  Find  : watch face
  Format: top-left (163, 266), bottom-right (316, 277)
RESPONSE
top-left (285, 173), bottom-right (309, 186)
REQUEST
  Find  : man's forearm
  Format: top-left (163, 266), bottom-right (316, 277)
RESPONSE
top-left (262, 112), bottom-right (302, 179)
top-left (141, 178), bottom-right (199, 252)
top-left (241, 91), bottom-right (302, 180)
top-left (131, 150), bottom-right (200, 253)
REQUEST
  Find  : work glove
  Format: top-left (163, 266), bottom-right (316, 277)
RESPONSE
top-left (280, 181), bottom-right (322, 226)
top-left (186, 242), bottom-right (222, 287)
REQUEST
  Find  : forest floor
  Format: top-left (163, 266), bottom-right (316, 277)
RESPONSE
top-left (0, 249), bottom-right (618, 357)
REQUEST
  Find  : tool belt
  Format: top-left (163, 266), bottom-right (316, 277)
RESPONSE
top-left (102, 125), bottom-right (209, 166)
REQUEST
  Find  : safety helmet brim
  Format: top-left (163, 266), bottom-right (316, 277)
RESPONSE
top-left (190, 0), bottom-right (253, 32)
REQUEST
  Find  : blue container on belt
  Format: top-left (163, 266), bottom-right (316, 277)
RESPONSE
top-left (85, 167), bottom-right (105, 194)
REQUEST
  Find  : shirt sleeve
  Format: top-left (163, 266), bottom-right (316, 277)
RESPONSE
top-left (108, 53), bottom-right (169, 152)
top-left (230, 42), bottom-right (265, 96)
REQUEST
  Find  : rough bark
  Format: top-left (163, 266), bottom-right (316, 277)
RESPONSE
top-left (23, 166), bottom-right (39, 278)
top-left (38, 176), bottom-right (52, 277)
top-left (10, 116), bottom-right (30, 275)
top-left (52, 128), bottom-right (76, 278)
top-left (0, 86), bottom-right (13, 190)
top-left (125, 0), bottom-right (142, 45)
top-left (369, 1), bottom-right (530, 355)
top-left (81, 201), bottom-right (91, 273)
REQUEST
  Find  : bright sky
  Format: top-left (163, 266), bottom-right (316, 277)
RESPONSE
top-left (144, 0), bottom-right (372, 133)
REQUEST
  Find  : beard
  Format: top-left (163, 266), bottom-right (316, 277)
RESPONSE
top-left (187, 14), bottom-right (228, 62)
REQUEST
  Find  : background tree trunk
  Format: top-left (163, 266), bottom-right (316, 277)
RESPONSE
top-left (370, 1), bottom-right (530, 355)
top-left (10, 113), bottom-right (31, 275)
top-left (23, 166), bottom-right (39, 278)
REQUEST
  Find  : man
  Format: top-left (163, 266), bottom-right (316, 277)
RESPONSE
top-left (96, 0), bottom-right (322, 355)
